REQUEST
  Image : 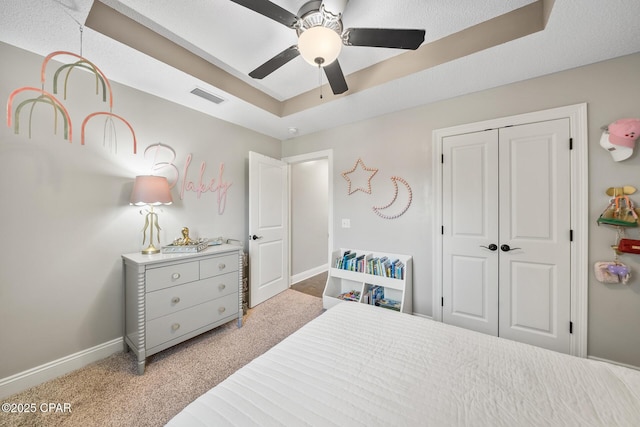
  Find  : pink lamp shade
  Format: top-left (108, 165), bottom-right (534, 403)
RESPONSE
top-left (130, 175), bottom-right (173, 206)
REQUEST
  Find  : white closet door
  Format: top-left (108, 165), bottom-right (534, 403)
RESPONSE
top-left (498, 119), bottom-right (571, 353)
top-left (442, 118), bottom-right (572, 354)
top-left (442, 130), bottom-right (499, 336)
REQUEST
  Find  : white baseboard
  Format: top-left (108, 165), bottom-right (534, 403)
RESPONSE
top-left (588, 355), bottom-right (640, 371)
top-left (290, 265), bottom-right (327, 285)
top-left (412, 313), bottom-right (433, 320)
top-left (0, 337), bottom-right (123, 399)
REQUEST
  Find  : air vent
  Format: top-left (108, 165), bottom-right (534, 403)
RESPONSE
top-left (190, 87), bottom-right (225, 105)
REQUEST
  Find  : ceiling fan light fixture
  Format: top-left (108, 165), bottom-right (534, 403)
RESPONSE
top-left (298, 26), bottom-right (342, 66)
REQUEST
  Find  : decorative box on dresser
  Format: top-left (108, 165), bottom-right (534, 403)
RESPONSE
top-left (122, 244), bottom-right (243, 374)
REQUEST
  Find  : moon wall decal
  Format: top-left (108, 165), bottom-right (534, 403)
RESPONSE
top-left (372, 176), bottom-right (413, 219)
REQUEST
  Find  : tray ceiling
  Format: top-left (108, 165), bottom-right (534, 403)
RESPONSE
top-left (2, 0), bottom-right (640, 140)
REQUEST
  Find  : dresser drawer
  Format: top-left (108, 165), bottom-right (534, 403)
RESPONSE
top-left (146, 261), bottom-right (199, 292)
top-left (146, 292), bottom-right (239, 349)
top-left (146, 272), bottom-right (239, 320)
top-left (200, 253), bottom-right (238, 279)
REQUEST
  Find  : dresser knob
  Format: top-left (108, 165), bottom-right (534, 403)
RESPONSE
top-left (218, 307), bottom-right (226, 314)
top-left (171, 273), bottom-right (181, 280)
top-left (171, 323), bottom-right (180, 331)
top-left (171, 297), bottom-right (180, 304)
top-left (219, 284), bottom-right (226, 291)
top-left (218, 263), bottom-right (226, 270)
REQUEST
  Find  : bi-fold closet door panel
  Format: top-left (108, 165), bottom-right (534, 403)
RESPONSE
top-left (442, 119), bottom-right (572, 354)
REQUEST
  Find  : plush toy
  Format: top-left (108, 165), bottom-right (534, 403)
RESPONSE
top-left (594, 261), bottom-right (630, 284)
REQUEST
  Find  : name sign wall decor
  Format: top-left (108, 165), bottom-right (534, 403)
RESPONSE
top-left (144, 143), bottom-right (232, 215)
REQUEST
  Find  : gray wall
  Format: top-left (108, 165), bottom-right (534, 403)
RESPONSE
top-left (290, 159), bottom-right (328, 277)
top-left (0, 42), bottom-right (280, 379)
top-left (2, 37), bottom-right (640, 382)
top-left (282, 52), bottom-right (640, 368)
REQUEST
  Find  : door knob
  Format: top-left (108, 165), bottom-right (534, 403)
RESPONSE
top-left (500, 244), bottom-right (521, 252)
top-left (250, 234), bottom-right (262, 240)
top-left (480, 244), bottom-right (498, 251)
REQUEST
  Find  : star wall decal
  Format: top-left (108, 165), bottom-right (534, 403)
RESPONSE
top-left (342, 158), bottom-right (378, 195)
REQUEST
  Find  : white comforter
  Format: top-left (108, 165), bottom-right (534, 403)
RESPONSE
top-left (167, 302), bottom-right (640, 426)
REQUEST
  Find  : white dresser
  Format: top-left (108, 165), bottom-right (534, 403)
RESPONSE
top-left (122, 244), bottom-right (243, 374)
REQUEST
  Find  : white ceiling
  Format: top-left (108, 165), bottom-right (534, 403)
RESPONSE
top-left (2, 0), bottom-right (640, 140)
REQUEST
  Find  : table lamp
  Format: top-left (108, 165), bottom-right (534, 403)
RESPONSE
top-left (130, 175), bottom-right (173, 254)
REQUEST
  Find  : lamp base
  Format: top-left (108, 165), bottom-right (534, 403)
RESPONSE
top-left (141, 244), bottom-right (160, 255)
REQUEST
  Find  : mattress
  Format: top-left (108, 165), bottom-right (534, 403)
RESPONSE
top-left (167, 302), bottom-right (640, 426)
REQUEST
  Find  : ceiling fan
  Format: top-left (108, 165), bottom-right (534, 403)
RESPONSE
top-left (230, 0), bottom-right (426, 95)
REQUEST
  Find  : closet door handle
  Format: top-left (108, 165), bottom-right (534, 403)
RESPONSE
top-left (500, 244), bottom-right (521, 252)
top-left (480, 244), bottom-right (498, 251)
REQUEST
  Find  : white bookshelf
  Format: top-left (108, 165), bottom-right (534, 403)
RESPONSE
top-left (323, 248), bottom-right (413, 314)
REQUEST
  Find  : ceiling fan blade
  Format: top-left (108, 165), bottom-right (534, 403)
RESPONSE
top-left (343, 28), bottom-right (425, 50)
top-left (249, 45), bottom-right (300, 79)
top-left (229, 0), bottom-right (298, 27)
top-left (323, 60), bottom-right (348, 95)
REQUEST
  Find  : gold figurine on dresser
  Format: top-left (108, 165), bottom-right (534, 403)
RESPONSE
top-left (174, 227), bottom-right (194, 245)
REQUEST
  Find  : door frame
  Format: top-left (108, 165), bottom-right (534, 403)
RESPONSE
top-left (282, 149), bottom-right (334, 285)
top-left (431, 103), bottom-right (588, 357)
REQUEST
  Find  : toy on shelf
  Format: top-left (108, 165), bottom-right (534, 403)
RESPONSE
top-left (594, 261), bottom-right (631, 284)
top-left (595, 226), bottom-right (631, 284)
top-left (618, 239), bottom-right (640, 254)
top-left (597, 186), bottom-right (639, 227)
top-left (594, 186), bottom-right (639, 285)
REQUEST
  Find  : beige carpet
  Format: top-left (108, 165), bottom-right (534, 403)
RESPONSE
top-left (2, 290), bottom-right (324, 427)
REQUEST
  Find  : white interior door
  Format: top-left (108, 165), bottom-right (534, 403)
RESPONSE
top-left (249, 152), bottom-right (289, 307)
top-left (498, 119), bottom-right (571, 353)
top-left (442, 130), bottom-right (499, 335)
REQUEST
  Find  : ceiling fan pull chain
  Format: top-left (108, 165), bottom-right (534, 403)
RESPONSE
top-left (318, 63), bottom-right (323, 99)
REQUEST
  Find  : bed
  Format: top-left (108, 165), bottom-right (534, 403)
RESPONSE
top-left (167, 302), bottom-right (640, 426)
